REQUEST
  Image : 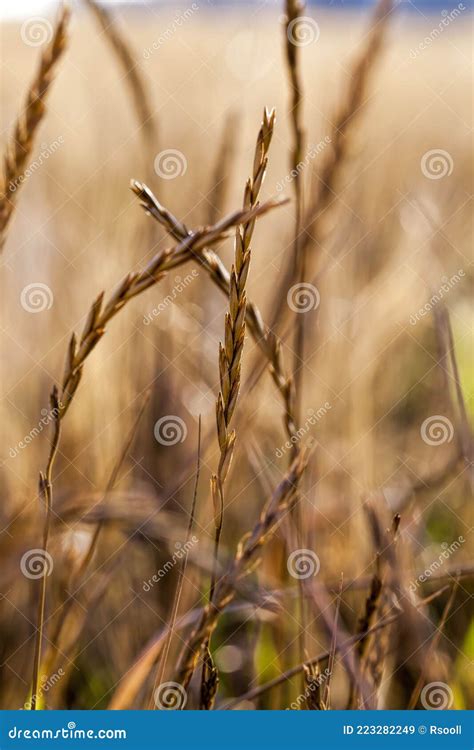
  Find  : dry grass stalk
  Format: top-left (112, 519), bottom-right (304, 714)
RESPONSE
top-left (433, 305), bottom-right (474, 485)
top-left (319, 575), bottom-right (344, 710)
top-left (224, 584), bottom-right (449, 708)
top-left (0, 6), bottom-right (70, 252)
top-left (171, 449), bottom-right (308, 697)
top-left (131, 181), bottom-right (297, 446)
top-left (40, 390), bottom-right (151, 681)
top-left (407, 580), bottom-right (459, 710)
top-left (29, 197), bottom-right (283, 708)
top-left (269, 0), bottom-right (393, 333)
top-left (84, 0), bottom-right (158, 160)
top-left (283, 0), bottom-right (307, 421)
top-left (304, 661), bottom-right (328, 710)
top-left (200, 108), bottom-right (275, 707)
top-left (348, 509), bottom-right (400, 709)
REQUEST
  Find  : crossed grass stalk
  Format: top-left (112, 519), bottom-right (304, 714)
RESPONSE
top-left (29, 196), bottom-right (285, 709)
top-left (131, 179), bottom-right (297, 446)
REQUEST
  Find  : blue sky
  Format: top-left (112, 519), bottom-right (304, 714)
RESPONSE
top-left (0, 0), bottom-right (470, 21)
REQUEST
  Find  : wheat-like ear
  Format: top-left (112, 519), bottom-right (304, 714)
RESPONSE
top-left (199, 108), bottom-right (276, 708)
top-left (0, 6), bottom-right (70, 252)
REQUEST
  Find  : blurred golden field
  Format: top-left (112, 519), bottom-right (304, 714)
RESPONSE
top-left (0, 1), bottom-right (472, 711)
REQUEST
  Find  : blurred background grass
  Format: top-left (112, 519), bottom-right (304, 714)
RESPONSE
top-left (0, 0), bottom-right (472, 709)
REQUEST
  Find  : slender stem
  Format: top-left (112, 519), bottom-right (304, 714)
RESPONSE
top-left (30, 393), bottom-right (61, 710)
top-left (151, 416), bottom-right (202, 706)
top-left (42, 391), bottom-right (150, 679)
